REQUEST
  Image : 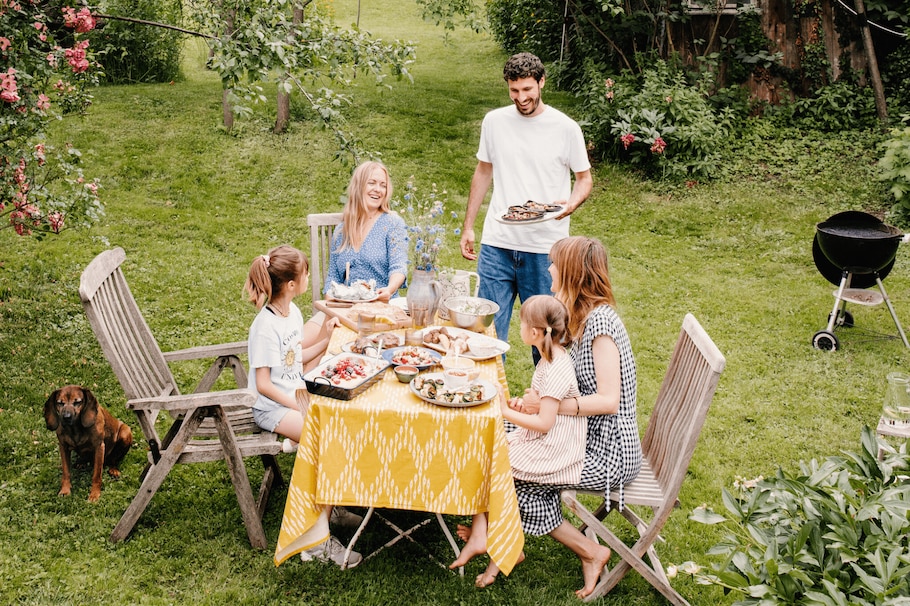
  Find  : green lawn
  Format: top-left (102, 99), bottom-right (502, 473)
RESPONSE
top-left (1, 0), bottom-right (908, 604)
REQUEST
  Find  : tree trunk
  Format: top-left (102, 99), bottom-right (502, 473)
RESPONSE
top-left (222, 88), bottom-right (234, 133)
top-left (222, 8), bottom-right (236, 132)
top-left (273, 5), bottom-right (305, 134)
top-left (274, 87), bottom-right (290, 134)
top-left (853, 0), bottom-right (888, 124)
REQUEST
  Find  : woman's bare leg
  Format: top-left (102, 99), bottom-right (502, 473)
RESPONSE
top-left (449, 513), bottom-right (488, 569)
top-left (549, 521), bottom-right (611, 599)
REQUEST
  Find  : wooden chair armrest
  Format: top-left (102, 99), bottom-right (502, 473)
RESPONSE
top-left (127, 389), bottom-right (256, 412)
top-left (162, 341), bottom-right (248, 362)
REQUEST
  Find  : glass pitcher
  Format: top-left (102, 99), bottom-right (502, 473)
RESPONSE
top-left (882, 371), bottom-right (910, 423)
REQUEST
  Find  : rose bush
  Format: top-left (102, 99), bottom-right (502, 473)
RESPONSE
top-left (1, 0), bottom-right (102, 237)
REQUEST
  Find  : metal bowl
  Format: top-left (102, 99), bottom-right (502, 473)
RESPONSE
top-left (443, 296), bottom-right (499, 333)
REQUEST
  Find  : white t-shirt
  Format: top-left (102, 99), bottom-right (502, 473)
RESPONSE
top-left (247, 303), bottom-right (306, 411)
top-left (478, 104), bottom-right (590, 254)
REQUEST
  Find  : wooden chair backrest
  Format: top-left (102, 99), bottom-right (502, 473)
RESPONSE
top-left (79, 247), bottom-right (179, 401)
top-left (642, 313), bottom-right (725, 501)
top-left (307, 212), bottom-right (343, 303)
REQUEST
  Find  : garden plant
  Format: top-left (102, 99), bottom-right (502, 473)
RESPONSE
top-left (2, 0), bottom-right (910, 604)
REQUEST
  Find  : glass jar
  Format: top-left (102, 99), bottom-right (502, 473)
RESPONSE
top-left (882, 371), bottom-right (910, 423)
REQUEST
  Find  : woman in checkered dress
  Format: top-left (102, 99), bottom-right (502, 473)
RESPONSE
top-left (512, 237), bottom-right (642, 597)
top-left (451, 236), bottom-right (642, 597)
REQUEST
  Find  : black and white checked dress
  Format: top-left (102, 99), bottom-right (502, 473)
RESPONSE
top-left (513, 304), bottom-right (642, 536)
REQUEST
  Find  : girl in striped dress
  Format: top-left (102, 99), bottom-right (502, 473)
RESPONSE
top-left (503, 295), bottom-right (587, 485)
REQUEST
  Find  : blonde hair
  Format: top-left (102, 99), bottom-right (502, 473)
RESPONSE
top-left (549, 236), bottom-right (615, 341)
top-left (244, 245), bottom-right (308, 310)
top-left (339, 161), bottom-right (393, 251)
top-left (520, 295), bottom-right (570, 363)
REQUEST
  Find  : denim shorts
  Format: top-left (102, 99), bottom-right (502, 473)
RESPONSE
top-left (477, 244), bottom-right (553, 343)
top-left (253, 403), bottom-right (291, 433)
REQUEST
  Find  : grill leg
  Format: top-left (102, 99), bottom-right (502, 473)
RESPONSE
top-left (876, 275), bottom-right (910, 348)
top-left (826, 272), bottom-right (851, 333)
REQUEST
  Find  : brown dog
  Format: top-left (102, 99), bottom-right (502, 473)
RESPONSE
top-left (44, 385), bottom-right (133, 502)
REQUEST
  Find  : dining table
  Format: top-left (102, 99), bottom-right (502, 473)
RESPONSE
top-left (273, 306), bottom-right (525, 576)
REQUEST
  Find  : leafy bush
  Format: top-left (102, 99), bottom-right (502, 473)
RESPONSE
top-left (575, 58), bottom-right (740, 181)
top-left (788, 80), bottom-right (879, 132)
top-left (90, 0), bottom-right (183, 83)
top-left (881, 41), bottom-right (910, 116)
top-left (485, 0), bottom-right (564, 61)
top-left (677, 426), bottom-right (910, 605)
top-left (878, 114), bottom-right (910, 221)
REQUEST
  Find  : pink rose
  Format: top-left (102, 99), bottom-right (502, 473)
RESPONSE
top-left (36, 93), bottom-right (50, 111)
top-left (0, 37), bottom-right (10, 52)
top-left (621, 133), bottom-right (635, 150)
top-left (650, 137), bottom-right (667, 154)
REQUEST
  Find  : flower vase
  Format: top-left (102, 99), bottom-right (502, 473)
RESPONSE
top-left (407, 269), bottom-right (441, 329)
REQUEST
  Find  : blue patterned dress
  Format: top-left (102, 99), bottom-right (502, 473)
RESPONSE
top-left (324, 212), bottom-right (408, 294)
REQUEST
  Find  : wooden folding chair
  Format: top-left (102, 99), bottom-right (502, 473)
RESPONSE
top-left (307, 212), bottom-right (343, 303)
top-left (79, 248), bottom-right (283, 549)
top-left (562, 313), bottom-right (726, 604)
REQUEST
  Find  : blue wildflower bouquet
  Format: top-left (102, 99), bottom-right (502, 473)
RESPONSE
top-left (391, 176), bottom-right (459, 272)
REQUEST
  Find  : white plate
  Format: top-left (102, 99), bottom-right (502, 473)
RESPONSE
top-left (326, 293), bottom-right (379, 303)
top-left (341, 332), bottom-right (404, 356)
top-left (494, 209), bottom-right (561, 225)
top-left (421, 325), bottom-right (510, 360)
top-left (409, 373), bottom-right (497, 408)
top-left (381, 346), bottom-right (442, 370)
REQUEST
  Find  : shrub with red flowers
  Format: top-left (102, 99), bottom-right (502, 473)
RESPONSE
top-left (575, 60), bottom-right (736, 181)
top-left (1, 0), bottom-right (102, 238)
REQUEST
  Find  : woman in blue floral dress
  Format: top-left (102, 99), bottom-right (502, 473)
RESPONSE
top-left (325, 161), bottom-right (408, 302)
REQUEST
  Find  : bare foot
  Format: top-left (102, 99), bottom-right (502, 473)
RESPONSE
top-left (455, 523), bottom-right (472, 542)
top-left (575, 545), bottom-right (611, 599)
top-left (449, 524), bottom-right (487, 569)
top-left (475, 551), bottom-right (524, 588)
top-left (449, 537), bottom-right (487, 569)
top-left (475, 561), bottom-right (500, 588)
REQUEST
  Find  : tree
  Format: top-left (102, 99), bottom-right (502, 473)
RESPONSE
top-left (1, 0), bottom-right (103, 237)
top-left (187, 0), bottom-right (416, 160)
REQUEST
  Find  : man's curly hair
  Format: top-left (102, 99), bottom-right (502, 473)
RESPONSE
top-left (503, 52), bottom-right (545, 83)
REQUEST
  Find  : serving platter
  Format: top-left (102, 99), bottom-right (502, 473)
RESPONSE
top-left (303, 352), bottom-right (390, 400)
top-left (495, 202), bottom-right (563, 225)
top-left (409, 373), bottom-right (497, 408)
top-left (422, 325), bottom-right (510, 360)
top-left (381, 346), bottom-right (442, 370)
top-left (326, 292), bottom-right (379, 303)
top-left (325, 280), bottom-right (380, 303)
top-left (341, 331), bottom-right (404, 356)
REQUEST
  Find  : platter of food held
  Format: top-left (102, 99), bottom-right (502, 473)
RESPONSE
top-left (495, 200), bottom-right (564, 225)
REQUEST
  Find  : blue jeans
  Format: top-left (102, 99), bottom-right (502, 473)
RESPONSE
top-left (477, 244), bottom-right (553, 349)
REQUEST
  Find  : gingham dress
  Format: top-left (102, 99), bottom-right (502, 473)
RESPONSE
top-left (513, 304), bottom-right (642, 536)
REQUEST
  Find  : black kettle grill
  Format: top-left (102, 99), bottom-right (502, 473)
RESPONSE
top-left (812, 211), bottom-right (909, 350)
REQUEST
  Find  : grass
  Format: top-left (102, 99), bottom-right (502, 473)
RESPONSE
top-left (2, 0), bottom-right (909, 604)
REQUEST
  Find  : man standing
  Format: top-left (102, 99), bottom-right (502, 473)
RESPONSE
top-left (460, 52), bottom-right (592, 346)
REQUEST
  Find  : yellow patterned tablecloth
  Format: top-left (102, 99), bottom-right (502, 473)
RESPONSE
top-left (273, 327), bottom-right (524, 575)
